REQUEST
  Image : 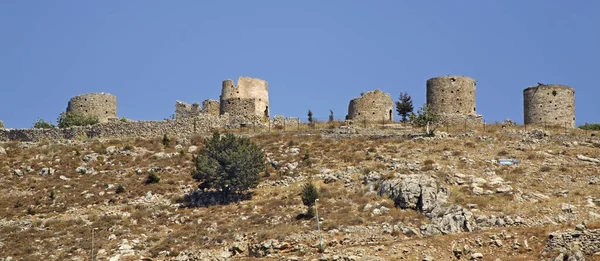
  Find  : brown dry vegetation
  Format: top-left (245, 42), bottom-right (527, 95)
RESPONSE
top-left (0, 124), bottom-right (599, 260)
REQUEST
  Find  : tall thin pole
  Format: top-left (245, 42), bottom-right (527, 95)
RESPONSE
top-left (315, 199), bottom-right (322, 251)
top-left (91, 228), bottom-right (94, 261)
top-left (567, 176), bottom-right (571, 224)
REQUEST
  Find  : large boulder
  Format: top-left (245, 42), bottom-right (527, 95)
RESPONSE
top-left (378, 174), bottom-right (475, 235)
top-left (377, 174), bottom-right (448, 214)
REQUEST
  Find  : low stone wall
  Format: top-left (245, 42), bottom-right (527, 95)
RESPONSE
top-left (0, 114), bottom-right (231, 142)
top-left (438, 113), bottom-right (483, 127)
top-left (545, 228), bottom-right (600, 255)
top-left (272, 115), bottom-right (300, 128)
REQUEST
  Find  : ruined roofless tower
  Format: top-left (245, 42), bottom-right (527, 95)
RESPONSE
top-left (220, 76), bottom-right (270, 118)
top-left (523, 83), bottom-right (575, 128)
top-left (346, 89), bottom-right (394, 122)
top-left (426, 75), bottom-right (477, 115)
top-left (66, 92), bottom-right (117, 123)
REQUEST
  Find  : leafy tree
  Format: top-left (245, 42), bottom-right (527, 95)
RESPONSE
top-left (308, 110), bottom-right (314, 124)
top-left (57, 112), bottom-right (99, 128)
top-left (395, 92), bottom-right (414, 122)
top-left (328, 110), bottom-right (334, 123)
top-left (301, 182), bottom-right (320, 218)
top-left (410, 104), bottom-right (439, 128)
top-left (192, 131), bottom-right (265, 197)
top-left (33, 118), bottom-right (55, 129)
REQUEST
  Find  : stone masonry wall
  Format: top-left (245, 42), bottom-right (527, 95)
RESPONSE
top-left (523, 84), bottom-right (575, 128)
top-left (545, 228), bottom-right (600, 255)
top-left (0, 120), bottom-right (4, 129)
top-left (175, 101), bottom-right (201, 119)
top-left (0, 114), bottom-right (231, 142)
top-left (201, 99), bottom-right (220, 116)
top-left (66, 93), bottom-right (117, 123)
top-left (346, 89), bottom-right (394, 123)
top-left (426, 76), bottom-right (477, 115)
top-left (220, 77), bottom-right (269, 118)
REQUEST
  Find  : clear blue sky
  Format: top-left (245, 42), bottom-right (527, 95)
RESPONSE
top-left (1, 1), bottom-right (599, 128)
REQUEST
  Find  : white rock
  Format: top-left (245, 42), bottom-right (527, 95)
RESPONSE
top-left (496, 186), bottom-right (513, 193)
top-left (174, 144), bottom-right (183, 151)
top-left (105, 146), bottom-right (118, 154)
top-left (59, 175), bottom-right (70, 181)
top-left (0, 147), bottom-right (6, 154)
top-left (188, 146), bottom-right (198, 153)
top-left (471, 252), bottom-right (483, 259)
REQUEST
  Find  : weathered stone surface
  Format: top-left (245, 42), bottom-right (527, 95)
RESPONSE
top-left (346, 89), bottom-right (393, 123)
top-left (546, 228), bottom-right (600, 255)
top-left (377, 174), bottom-right (447, 214)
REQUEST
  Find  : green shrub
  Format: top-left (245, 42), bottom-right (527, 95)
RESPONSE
top-left (50, 190), bottom-right (56, 201)
top-left (409, 104), bottom-right (439, 128)
top-left (162, 134), bottom-right (171, 148)
top-left (32, 118), bottom-right (55, 129)
top-left (116, 184), bottom-right (125, 193)
top-left (579, 123), bottom-right (600, 130)
top-left (301, 182), bottom-right (320, 218)
top-left (146, 171), bottom-right (160, 184)
top-left (57, 112), bottom-right (99, 128)
top-left (192, 131), bottom-right (265, 196)
top-left (120, 117), bottom-right (128, 122)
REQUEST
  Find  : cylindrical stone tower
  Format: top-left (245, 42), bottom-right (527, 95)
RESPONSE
top-left (66, 93), bottom-right (117, 123)
top-left (346, 89), bottom-right (394, 122)
top-left (523, 84), bottom-right (575, 128)
top-left (426, 76), bottom-right (477, 115)
top-left (220, 77), bottom-right (269, 118)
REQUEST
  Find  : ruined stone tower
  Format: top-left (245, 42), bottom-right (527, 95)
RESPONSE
top-left (426, 76), bottom-right (481, 124)
top-left (175, 99), bottom-right (220, 119)
top-left (523, 84), bottom-right (575, 128)
top-left (66, 93), bottom-right (117, 123)
top-left (220, 77), bottom-right (270, 119)
top-left (346, 89), bottom-right (394, 122)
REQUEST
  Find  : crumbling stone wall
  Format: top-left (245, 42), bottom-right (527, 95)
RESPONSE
top-left (220, 77), bottom-right (269, 119)
top-left (201, 99), bottom-right (220, 116)
top-left (0, 120), bottom-right (4, 129)
top-left (175, 101), bottom-right (201, 119)
top-left (523, 84), bottom-right (575, 128)
top-left (0, 114), bottom-right (231, 142)
top-left (176, 99), bottom-right (221, 119)
top-left (427, 76), bottom-right (477, 115)
top-left (346, 89), bottom-right (394, 123)
top-left (66, 93), bottom-right (117, 123)
top-left (545, 228), bottom-right (600, 256)
top-left (272, 115), bottom-right (300, 128)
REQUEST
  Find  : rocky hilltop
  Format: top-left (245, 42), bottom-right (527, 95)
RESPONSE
top-left (0, 124), bottom-right (599, 260)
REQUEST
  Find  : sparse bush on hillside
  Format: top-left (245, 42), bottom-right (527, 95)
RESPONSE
top-left (57, 112), bottom-right (99, 128)
top-left (32, 118), bottom-right (55, 129)
top-left (301, 182), bottom-right (320, 218)
top-left (162, 134), bottom-right (171, 148)
top-left (146, 171), bottom-right (160, 184)
top-left (192, 131), bottom-right (265, 198)
top-left (579, 123), bottom-right (600, 130)
top-left (116, 184), bottom-right (125, 193)
top-left (409, 104), bottom-right (439, 128)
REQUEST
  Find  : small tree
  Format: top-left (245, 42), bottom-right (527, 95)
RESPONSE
top-left (162, 134), bottom-right (171, 148)
top-left (301, 182), bottom-right (320, 218)
top-left (57, 112), bottom-right (99, 128)
top-left (395, 92), bottom-right (414, 122)
top-left (116, 184), bottom-right (125, 194)
top-left (33, 118), bottom-right (55, 129)
top-left (328, 110), bottom-right (334, 123)
top-left (193, 131), bottom-right (265, 198)
top-left (410, 104), bottom-right (439, 129)
top-left (307, 110), bottom-right (314, 124)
